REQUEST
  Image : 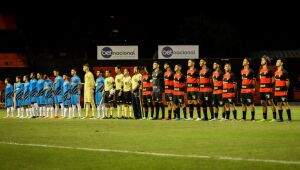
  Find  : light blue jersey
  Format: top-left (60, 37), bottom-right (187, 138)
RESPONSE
top-left (70, 75), bottom-right (81, 105)
top-left (23, 82), bottom-right (30, 106)
top-left (5, 83), bottom-right (13, 107)
top-left (44, 79), bottom-right (54, 105)
top-left (54, 76), bottom-right (63, 104)
top-left (62, 80), bottom-right (71, 106)
top-left (15, 83), bottom-right (24, 107)
top-left (95, 77), bottom-right (105, 105)
top-left (29, 79), bottom-right (37, 103)
top-left (37, 79), bottom-right (45, 105)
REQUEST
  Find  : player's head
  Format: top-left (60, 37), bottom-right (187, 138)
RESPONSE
top-left (23, 75), bottom-right (29, 82)
top-left (224, 63), bottom-right (231, 72)
top-left (105, 70), bottom-right (111, 77)
top-left (5, 77), bottom-right (10, 84)
top-left (115, 65), bottom-right (121, 73)
top-left (243, 57), bottom-right (251, 66)
top-left (261, 55), bottom-right (271, 66)
top-left (276, 58), bottom-right (285, 67)
top-left (43, 74), bottom-right (49, 80)
top-left (174, 64), bottom-right (182, 72)
top-left (16, 76), bottom-right (21, 82)
top-left (37, 72), bottom-right (43, 79)
top-left (164, 62), bottom-right (170, 70)
top-left (83, 63), bottom-right (90, 72)
top-left (71, 68), bottom-right (77, 76)
top-left (30, 72), bottom-right (35, 79)
top-left (124, 68), bottom-right (130, 76)
top-left (53, 68), bottom-right (60, 77)
top-left (134, 66), bottom-right (140, 74)
top-left (96, 70), bottom-right (103, 77)
top-left (188, 59), bottom-right (195, 67)
top-left (213, 60), bottom-right (221, 70)
top-left (153, 61), bottom-right (159, 70)
top-left (199, 58), bottom-right (207, 67)
top-left (62, 73), bottom-right (68, 80)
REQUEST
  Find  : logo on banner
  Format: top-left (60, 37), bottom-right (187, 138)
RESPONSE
top-left (161, 46), bottom-right (173, 58)
top-left (101, 47), bottom-right (113, 58)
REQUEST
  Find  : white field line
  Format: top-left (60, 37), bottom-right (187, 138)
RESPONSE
top-left (0, 141), bottom-right (299, 165)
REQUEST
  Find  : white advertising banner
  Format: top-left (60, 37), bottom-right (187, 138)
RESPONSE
top-left (97, 46), bottom-right (138, 60)
top-left (158, 45), bottom-right (199, 59)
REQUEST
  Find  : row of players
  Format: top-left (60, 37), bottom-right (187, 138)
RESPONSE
top-left (96, 56), bottom-right (291, 122)
top-left (4, 56), bottom-right (291, 122)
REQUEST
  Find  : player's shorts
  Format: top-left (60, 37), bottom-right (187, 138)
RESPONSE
top-left (30, 96), bottom-right (37, 104)
top-left (63, 98), bottom-right (71, 106)
top-left (240, 93), bottom-right (254, 106)
top-left (153, 92), bottom-right (162, 102)
top-left (274, 95), bottom-right (288, 103)
top-left (54, 95), bottom-right (63, 104)
top-left (23, 98), bottom-right (31, 106)
top-left (199, 92), bottom-right (212, 102)
top-left (260, 92), bottom-right (273, 101)
top-left (142, 95), bottom-right (152, 104)
top-left (95, 92), bottom-right (102, 106)
top-left (44, 97), bottom-right (53, 105)
top-left (103, 91), bottom-right (113, 104)
top-left (165, 93), bottom-right (174, 102)
top-left (71, 94), bottom-right (80, 105)
top-left (173, 95), bottom-right (185, 105)
top-left (37, 96), bottom-right (45, 106)
top-left (187, 92), bottom-right (198, 100)
top-left (5, 98), bottom-right (13, 107)
top-left (213, 94), bottom-right (223, 107)
top-left (115, 90), bottom-right (123, 104)
top-left (123, 91), bottom-right (132, 104)
top-left (15, 100), bottom-right (23, 107)
top-left (223, 97), bottom-right (235, 104)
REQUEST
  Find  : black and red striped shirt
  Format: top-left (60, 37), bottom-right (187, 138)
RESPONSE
top-left (212, 69), bottom-right (224, 95)
top-left (164, 70), bottom-right (174, 94)
top-left (173, 72), bottom-right (186, 96)
top-left (186, 67), bottom-right (199, 92)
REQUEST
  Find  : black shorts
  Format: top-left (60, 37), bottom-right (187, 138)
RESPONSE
top-left (153, 92), bottom-right (162, 102)
top-left (104, 91), bottom-right (113, 104)
top-left (165, 93), bottom-right (174, 102)
top-left (274, 96), bottom-right (288, 103)
top-left (223, 97), bottom-right (235, 104)
top-left (123, 91), bottom-right (132, 104)
top-left (240, 93), bottom-right (254, 105)
top-left (142, 95), bottom-right (153, 104)
top-left (213, 94), bottom-right (223, 107)
top-left (173, 95), bottom-right (185, 105)
top-left (199, 92), bottom-right (212, 102)
top-left (260, 92), bottom-right (273, 101)
top-left (187, 92), bottom-right (198, 100)
top-left (115, 90), bottom-right (123, 104)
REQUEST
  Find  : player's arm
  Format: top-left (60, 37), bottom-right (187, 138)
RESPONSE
top-left (232, 73), bottom-right (237, 92)
top-left (252, 70), bottom-right (256, 90)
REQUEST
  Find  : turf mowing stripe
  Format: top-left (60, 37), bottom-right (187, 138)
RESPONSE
top-left (0, 141), bottom-right (299, 165)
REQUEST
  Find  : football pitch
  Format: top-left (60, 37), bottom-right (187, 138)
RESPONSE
top-left (0, 106), bottom-right (300, 170)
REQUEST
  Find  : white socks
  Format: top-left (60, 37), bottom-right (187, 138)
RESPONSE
top-left (55, 104), bottom-right (59, 116)
top-left (77, 104), bottom-right (81, 117)
top-left (17, 108), bottom-right (20, 117)
top-left (60, 103), bottom-right (64, 116)
top-left (50, 107), bottom-right (54, 117)
top-left (25, 108), bottom-right (29, 118)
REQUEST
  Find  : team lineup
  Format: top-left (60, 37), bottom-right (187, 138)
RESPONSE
top-left (3, 56), bottom-right (292, 122)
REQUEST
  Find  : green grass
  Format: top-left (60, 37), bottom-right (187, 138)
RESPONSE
top-left (0, 106), bottom-right (300, 170)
